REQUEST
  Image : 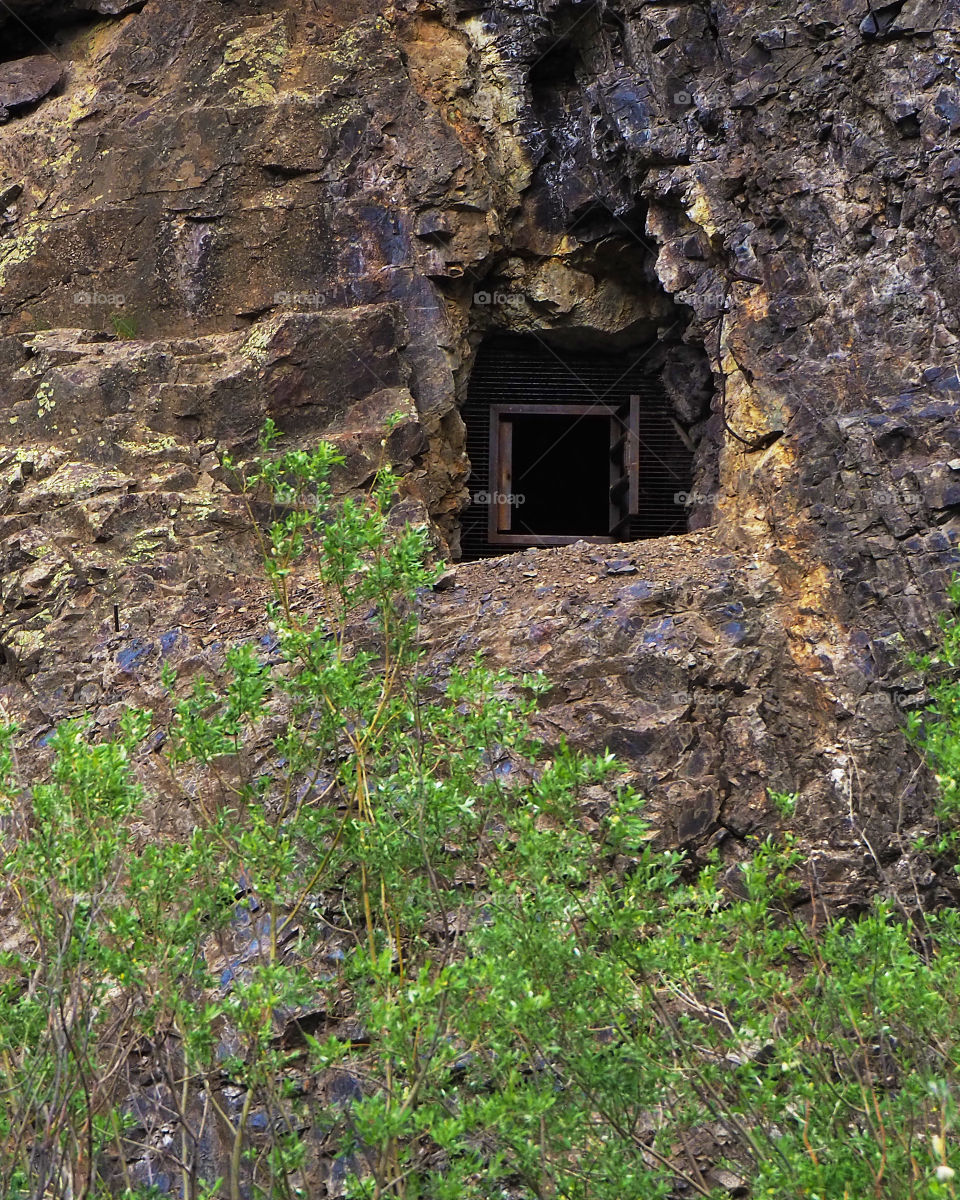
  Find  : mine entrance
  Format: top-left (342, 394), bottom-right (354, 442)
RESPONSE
top-left (508, 411), bottom-right (610, 536)
top-left (460, 334), bottom-right (692, 559)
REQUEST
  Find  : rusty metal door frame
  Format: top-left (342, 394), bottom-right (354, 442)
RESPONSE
top-left (486, 400), bottom-right (640, 547)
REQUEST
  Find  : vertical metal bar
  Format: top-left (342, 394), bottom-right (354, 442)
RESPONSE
top-left (628, 394), bottom-right (641, 516)
top-left (497, 416), bottom-right (513, 532)
top-left (609, 414), bottom-right (620, 534)
top-left (487, 407), bottom-right (500, 542)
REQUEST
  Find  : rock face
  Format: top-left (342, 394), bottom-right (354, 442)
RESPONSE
top-left (1, 0), bottom-right (958, 862)
top-left (1, 0), bottom-right (959, 1186)
top-left (0, 56), bottom-right (62, 120)
top-left (0, 0), bottom-right (957, 838)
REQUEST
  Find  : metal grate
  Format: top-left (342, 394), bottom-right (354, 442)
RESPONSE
top-left (460, 335), bottom-right (693, 559)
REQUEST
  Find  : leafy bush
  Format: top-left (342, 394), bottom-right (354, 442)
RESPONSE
top-left (908, 576), bottom-right (960, 856)
top-left (1, 429), bottom-right (960, 1198)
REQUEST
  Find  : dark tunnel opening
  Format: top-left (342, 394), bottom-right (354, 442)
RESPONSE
top-left (459, 333), bottom-right (695, 559)
top-left (510, 413), bottom-right (611, 537)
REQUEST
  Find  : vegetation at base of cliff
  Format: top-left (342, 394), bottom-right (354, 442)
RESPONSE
top-left (908, 576), bottom-right (960, 857)
top-left (1, 428), bottom-right (960, 1199)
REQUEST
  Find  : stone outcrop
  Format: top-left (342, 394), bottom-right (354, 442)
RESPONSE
top-left (0, 56), bottom-right (62, 121)
top-left (0, 0), bottom-right (957, 864)
top-left (2, 0), bottom-right (960, 1187)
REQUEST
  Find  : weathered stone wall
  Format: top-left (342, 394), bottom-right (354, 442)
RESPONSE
top-left (2, 0), bottom-right (960, 1189)
top-left (0, 0), bottom-right (959, 895)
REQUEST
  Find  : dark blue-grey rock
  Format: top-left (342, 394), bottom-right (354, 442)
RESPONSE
top-left (0, 56), bottom-right (61, 118)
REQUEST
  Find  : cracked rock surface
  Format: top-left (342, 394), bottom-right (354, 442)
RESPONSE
top-left (0, 0), bottom-right (957, 867)
top-left (0, 0), bottom-right (959, 1183)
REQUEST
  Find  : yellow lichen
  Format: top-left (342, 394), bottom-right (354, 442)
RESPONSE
top-left (35, 382), bottom-right (56, 417)
top-left (686, 190), bottom-right (718, 240)
top-left (212, 19), bottom-right (290, 107)
top-left (0, 233), bottom-right (40, 287)
top-left (241, 322), bottom-right (275, 365)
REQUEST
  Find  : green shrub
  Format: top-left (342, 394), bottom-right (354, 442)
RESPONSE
top-left (908, 576), bottom-right (960, 856)
top-left (1, 431), bottom-right (960, 1198)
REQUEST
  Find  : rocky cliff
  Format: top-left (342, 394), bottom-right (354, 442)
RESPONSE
top-left (1, 2), bottom-right (959, 1181)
